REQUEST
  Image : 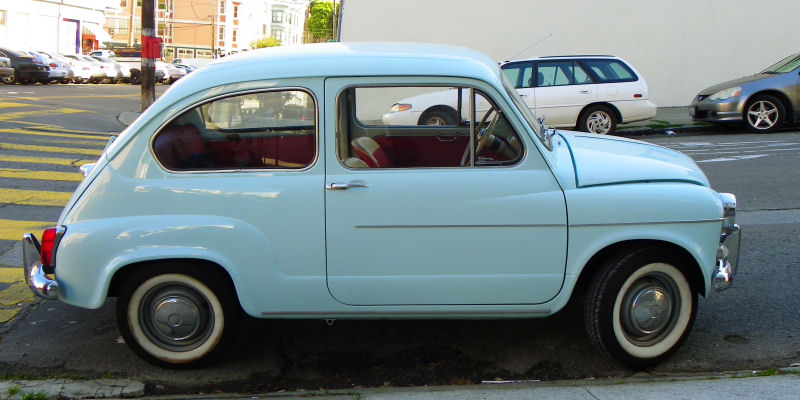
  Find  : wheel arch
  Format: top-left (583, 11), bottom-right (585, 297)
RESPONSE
top-left (108, 258), bottom-right (238, 303)
top-left (417, 105), bottom-right (459, 125)
top-left (579, 102), bottom-right (622, 124)
top-left (570, 239), bottom-right (706, 303)
top-left (744, 90), bottom-right (795, 123)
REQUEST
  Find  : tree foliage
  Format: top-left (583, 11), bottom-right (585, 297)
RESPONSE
top-left (306, 1), bottom-right (338, 42)
top-left (251, 36), bottom-right (282, 49)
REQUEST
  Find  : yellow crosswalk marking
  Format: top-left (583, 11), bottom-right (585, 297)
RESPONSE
top-left (0, 108), bottom-right (89, 121)
top-left (0, 154), bottom-right (94, 166)
top-left (0, 188), bottom-right (72, 207)
top-left (0, 128), bottom-right (111, 141)
top-left (9, 120), bottom-right (110, 135)
top-left (0, 142), bottom-right (103, 156)
top-left (0, 219), bottom-right (53, 241)
top-left (0, 168), bottom-right (83, 182)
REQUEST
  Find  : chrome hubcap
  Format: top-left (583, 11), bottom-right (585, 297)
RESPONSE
top-left (140, 284), bottom-right (212, 351)
top-left (587, 111), bottom-right (612, 134)
top-left (425, 116), bottom-right (446, 125)
top-left (619, 273), bottom-right (679, 345)
top-left (747, 101), bottom-right (778, 129)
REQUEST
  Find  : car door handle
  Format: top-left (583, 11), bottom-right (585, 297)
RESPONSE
top-left (519, 93), bottom-right (528, 98)
top-left (326, 182), bottom-right (369, 190)
top-left (579, 90), bottom-right (592, 94)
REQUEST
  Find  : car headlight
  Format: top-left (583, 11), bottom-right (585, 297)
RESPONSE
top-left (708, 87), bottom-right (741, 101)
top-left (390, 103), bottom-right (412, 113)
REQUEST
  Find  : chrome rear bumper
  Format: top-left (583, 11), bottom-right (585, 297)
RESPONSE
top-left (22, 233), bottom-right (60, 300)
top-left (713, 224), bottom-right (741, 292)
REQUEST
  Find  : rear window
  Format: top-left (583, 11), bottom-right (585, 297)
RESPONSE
top-left (580, 59), bottom-right (638, 83)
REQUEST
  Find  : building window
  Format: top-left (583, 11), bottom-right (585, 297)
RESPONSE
top-left (120, 0), bottom-right (127, 7)
top-left (232, 29), bottom-right (237, 42)
top-left (218, 26), bottom-right (224, 41)
top-left (219, 1), bottom-right (225, 14)
top-left (233, 4), bottom-right (238, 18)
top-left (272, 10), bottom-right (284, 23)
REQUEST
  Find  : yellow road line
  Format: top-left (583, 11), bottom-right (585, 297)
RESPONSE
top-left (0, 168), bottom-right (83, 182)
top-left (0, 142), bottom-right (103, 156)
top-left (0, 219), bottom-right (53, 241)
top-left (8, 120), bottom-right (111, 135)
top-left (4, 94), bottom-right (138, 101)
top-left (0, 128), bottom-right (111, 141)
top-left (0, 155), bottom-right (94, 166)
top-left (0, 102), bottom-right (45, 109)
top-left (0, 108), bottom-right (90, 121)
top-left (0, 188), bottom-right (72, 207)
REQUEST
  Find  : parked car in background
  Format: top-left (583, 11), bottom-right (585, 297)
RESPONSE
top-left (0, 55), bottom-right (13, 82)
top-left (74, 54), bottom-right (110, 83)
top-left (0, 47), bottom-right (49, 84)
top-left (23, 43), bottom-right (740, 370)
top-left (383, 55), bottom-right (656, 135)
top-left (91, 55), bottom-right (130, 83)
top-left (35, 51), bottom-right (77, 83)
top-left (28, 50), bottom-right (69, 83)
top-left (173, 64), bottom-right (197, 75)
top-left (62, 54), bottom-right (104, 83)
top-left (170, 57), bottom-right (212, 68)
top-left (690, 52), bottom-right (800, 133)
top-left (156, 60), bottom-right (183, 83)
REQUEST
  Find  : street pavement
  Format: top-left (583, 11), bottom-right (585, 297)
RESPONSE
top-left (0, 96), bottom-right (798, 398)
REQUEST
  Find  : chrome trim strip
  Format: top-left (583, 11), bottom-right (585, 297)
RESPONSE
top-left (261, 309), bottom-right (551, 317)
top-left (355, 224), bottom-right (566, 229)
top-left (570, 218), bottom-right (723, 228)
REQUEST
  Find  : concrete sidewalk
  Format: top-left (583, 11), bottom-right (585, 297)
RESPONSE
top-left (1, 371), bottom-right (798, 399)
top-left (616, 106), bottom-right (716, 136)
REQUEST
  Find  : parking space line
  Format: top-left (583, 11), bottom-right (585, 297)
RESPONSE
top-left (0, 168), bottom-right (83, 182)
top-left (0, 102), bottom-right (45, 109)
top-left (0, 142), bottom-right (104, 156)
top-left (9, 120), bottom-right (111, 135)
top-left (0, 155), bottom-right (94, 166)
top-left (0, 219), bottom-right (53, 241)
top-left (0, 188), bottom-right (72, 207)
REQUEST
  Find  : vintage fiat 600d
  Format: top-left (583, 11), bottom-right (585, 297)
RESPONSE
top-left (23, 43), bottom-right (741, 368)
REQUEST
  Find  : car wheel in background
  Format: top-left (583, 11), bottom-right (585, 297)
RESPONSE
top-left (744, 94), bottom-right (784, 133)
top-left (129, 70), bottom-right (141, 85)
top-left (419, 108), bottom-right (459, 125)
top-left (116, 262), bottom-right (240, 368)
top-left (584, 246), bottom-right (697, 369)
top-left (0, 74), bottom-right (14, 84)
top-left (578, 105), bottom-right (617, 135)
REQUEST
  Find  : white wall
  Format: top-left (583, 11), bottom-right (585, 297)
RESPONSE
top-left (340, 0), bottom-right (800, 107)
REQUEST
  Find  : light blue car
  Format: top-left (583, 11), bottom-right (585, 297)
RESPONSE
top-left (23, 42), bottom-right (741, 369)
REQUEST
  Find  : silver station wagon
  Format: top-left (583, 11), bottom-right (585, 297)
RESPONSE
top-left (23, 43), bottom-right (741, 369)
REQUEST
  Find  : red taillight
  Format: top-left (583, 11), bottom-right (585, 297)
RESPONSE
top-left (634, 94), bottom-right (643, 98)
top-left (40, 228), bottom-right (57, 267)
top-left (49, 63), bottom-right (57, 68)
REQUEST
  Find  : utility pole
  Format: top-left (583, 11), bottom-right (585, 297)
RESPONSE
top-left (141, 0), bottom-right (156, 111)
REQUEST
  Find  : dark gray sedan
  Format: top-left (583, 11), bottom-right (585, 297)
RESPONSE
top-left (690, 52), bottom-right (800, 132)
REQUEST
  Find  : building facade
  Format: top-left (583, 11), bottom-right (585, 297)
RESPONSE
top-left (0, 0), bottom-right (113, 54)
top-left (105, 0), bottom-right (309, 61)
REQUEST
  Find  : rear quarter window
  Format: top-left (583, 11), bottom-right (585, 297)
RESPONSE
top-left (580, 59), bottom-right (638, 83)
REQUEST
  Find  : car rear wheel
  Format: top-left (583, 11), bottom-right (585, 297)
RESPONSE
top-left (584, 247), bottom-right (697, 369)
top-left (0, 74), bottom-right (14, 84)
top-left (419, 109), bottom-right (458, 125)
top-left (745, 95), bottom-right (784, 133)
top-left (116, 262), bottom-right (240, 367)
top-left (578, 105), bottom-right (617, 134)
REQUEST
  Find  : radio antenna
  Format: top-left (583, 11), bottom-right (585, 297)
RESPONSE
top-left (506, 33), bottom-right (553, 61)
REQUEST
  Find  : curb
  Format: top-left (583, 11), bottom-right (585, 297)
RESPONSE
top-left (0, 378), bottom-right (144, 399)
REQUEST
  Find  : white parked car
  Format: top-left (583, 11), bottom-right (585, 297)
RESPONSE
top-left (23, 43), bottom-right (739, 369)
top-left (27, 51), bottom-right (69, 83)
top-left (384, 55), bottom-right (656, 135)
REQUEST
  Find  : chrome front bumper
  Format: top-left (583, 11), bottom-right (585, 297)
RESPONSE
top-left (22, 233), bottom-right (60, 300)
top-left (713, 224), bottom-right (741, 292)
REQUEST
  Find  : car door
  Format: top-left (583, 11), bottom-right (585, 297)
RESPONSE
top-left (323, 77), bottom-right (568, 306)
top-left (501, 61), bottom-right (537, 112)
top-left (533, 60), bottom-right (597, 126)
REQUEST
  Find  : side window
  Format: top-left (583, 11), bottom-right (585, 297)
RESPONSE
top-left (152, 90), bottom-right (316, 171)
top-left (581, 59), bottom-right (637, 83)
top-left (337, 86), bottom-right (523, 169)
top-left (536, 61), bottom-right (593, 86)
top-left (501, 62), bottom-right (534, 88)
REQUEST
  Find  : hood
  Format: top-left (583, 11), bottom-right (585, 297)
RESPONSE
top-left (559, 132), bottom-right (709, 188)
top-left (698, 73), bottom-right (773, 95)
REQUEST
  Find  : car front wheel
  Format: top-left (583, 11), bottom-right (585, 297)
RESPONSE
top-left (116, 263), bottom-right (239, 367)
top-left (578, 105), bottom-right (617, 134)
top-left (584, 247), bottom-right (697, 369)
top-left (745, 95), bottom-right (784, 133)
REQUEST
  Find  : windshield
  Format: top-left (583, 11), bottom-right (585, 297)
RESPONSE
top-left (761, 52), bottom-right (800, 74)
top-left (501, 73), bottom-right (550, 150)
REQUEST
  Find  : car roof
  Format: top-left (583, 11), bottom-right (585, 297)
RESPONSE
top-left (167, 42), bottom-right (503, 95)
top-left (501, 55), bottom-right (622, 64)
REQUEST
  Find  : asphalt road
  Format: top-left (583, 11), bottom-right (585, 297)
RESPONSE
top-left (0, 85), bottom-right (798, 394)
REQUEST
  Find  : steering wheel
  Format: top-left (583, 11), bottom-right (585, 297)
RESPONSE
top-left (461, 107), bottom-right (501, 166)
